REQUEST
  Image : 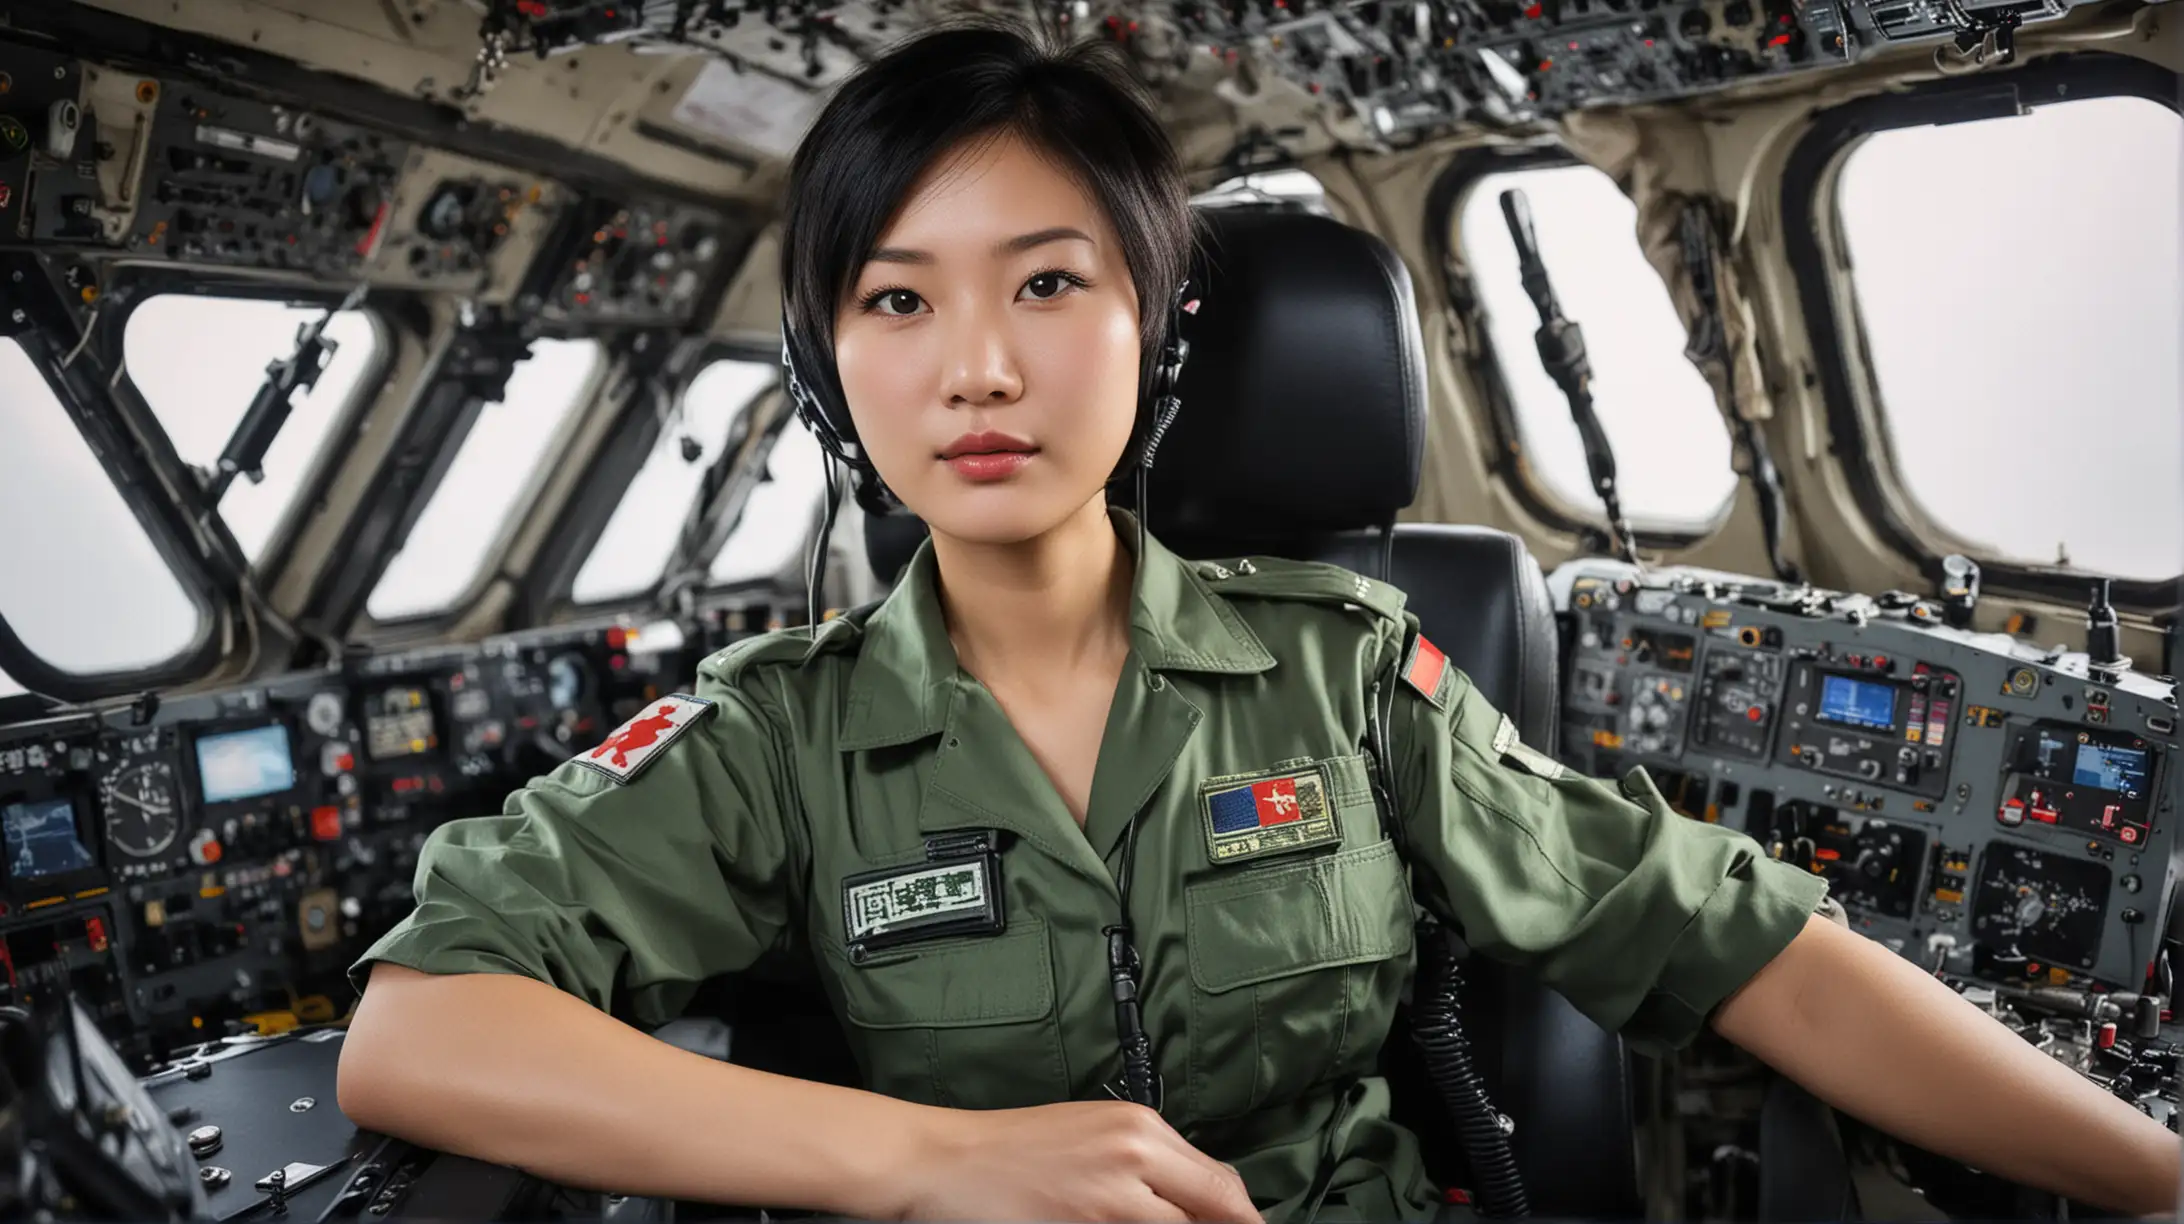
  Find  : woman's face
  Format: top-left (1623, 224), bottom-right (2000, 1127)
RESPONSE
top-left (833, 130), bottom-right (1143, 546)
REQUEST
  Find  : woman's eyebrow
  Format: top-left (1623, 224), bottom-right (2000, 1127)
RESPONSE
top-left (867, 226), bottom-right (1095, 265)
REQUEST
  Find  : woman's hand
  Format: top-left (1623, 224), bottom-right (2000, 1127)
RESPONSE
top-left (886, 1101), bottom-right (1260, 1222)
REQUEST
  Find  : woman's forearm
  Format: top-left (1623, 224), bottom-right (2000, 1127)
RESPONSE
top-left (337, 963), bottom-right (924, 1215)
top-left (1714, 916), bottom-right (2178, 1216)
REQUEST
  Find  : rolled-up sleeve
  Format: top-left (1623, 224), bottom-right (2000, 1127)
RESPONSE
top-left (1392, 653), bottom-right (1829, 1054)
top-left (349, 677), bottom-right (804, 1028)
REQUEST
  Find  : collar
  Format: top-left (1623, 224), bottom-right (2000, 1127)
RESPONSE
top-left (837, 508), bottom-right (1275, 751)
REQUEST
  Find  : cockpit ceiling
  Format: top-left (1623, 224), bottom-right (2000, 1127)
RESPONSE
top-left (54, 0), bottom-right (2151, 207)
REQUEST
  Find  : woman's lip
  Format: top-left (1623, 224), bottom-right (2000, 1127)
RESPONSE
top-left (939, 430), bottom-right (1037, 459)
top-left (943, 452), bottom-right (1035, 481)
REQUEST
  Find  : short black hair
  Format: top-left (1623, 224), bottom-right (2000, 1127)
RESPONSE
top-left (779, 17), bottom-right (1196, 508)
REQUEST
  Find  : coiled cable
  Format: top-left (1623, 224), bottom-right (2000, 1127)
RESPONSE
top-left (1411, 916), bottom-right (1531, 1219)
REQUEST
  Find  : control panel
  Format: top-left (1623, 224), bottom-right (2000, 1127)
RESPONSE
top-left (449, 0), bottom-right (2113, 145)
top-left (525, 197), bottom-right (731, 328)
top-left (0, 36), bottom-right (735, 322)
top-left (0, 613), bottom-right (766, 1068)
top-left (1553, 560), bottom-right (2178, 1001)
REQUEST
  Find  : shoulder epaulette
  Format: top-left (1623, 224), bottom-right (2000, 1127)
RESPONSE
top-left (699, 615), bottom-right (864, 684)
top-left (1191, 555), bottom-right (1408, 625)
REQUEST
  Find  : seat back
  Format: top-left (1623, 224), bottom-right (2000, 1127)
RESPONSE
top-left (865, 206), bottom-right (1639, 1217)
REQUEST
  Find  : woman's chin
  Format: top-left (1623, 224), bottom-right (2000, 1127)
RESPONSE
top-left (910, 482), bottom-right (1107, 549)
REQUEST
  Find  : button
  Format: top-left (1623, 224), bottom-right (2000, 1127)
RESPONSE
top-left (311, 806), bottom-right (343, 841)
top-left (188, 830), bottom-right (222, 866)
top-left (188, 1125), bottom-right (224, 1158)
top-left (2124, 874), bottom-right (2143, 893)
top-left (2123, 907), bottom-right (2145, 924)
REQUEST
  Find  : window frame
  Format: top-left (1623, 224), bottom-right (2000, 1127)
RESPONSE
top-left (519, 338), bottom-right (785, 623)
top-left (356, 332), bottom-right (614, 631)
top-left (1783, 50), bottom-right (2183, 610)
top-left (1427, 145), bottom-right (1735, 548)
top-left (105, 278), bottom-right (396, 579)
top-left (0, 279), bottom-right (231, 700)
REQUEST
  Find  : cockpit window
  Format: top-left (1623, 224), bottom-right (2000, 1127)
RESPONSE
top-left (0, 339), bottom-right (202, 676)
top-left (709, 418), bottom-right (829, 587)
top-left (124, 295), bottom-right (381, 563)
top-left (1459, 163), bottom-right (1737, 532)
top-left (0, 666), bottom-right (22, 700)
top-left (367, 338), bottom-right (604, 621)
top-left (1838, 94), bottom-right (2182, 580)
top-left (571, 357), bottom-right (777, 604)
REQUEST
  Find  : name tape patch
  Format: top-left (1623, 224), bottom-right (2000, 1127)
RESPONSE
top-left (843, 858), bottom-right (1001, 949)
top-left (1402, 633), bottom-right (1453, 710)
top-left (573, 694), bottom-right (715, 784)
top-left (1199, 763), bottom-right (1342, 865)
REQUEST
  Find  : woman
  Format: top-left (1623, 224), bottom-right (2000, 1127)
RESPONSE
top-left (336, 19), bottom-right (2179, 1222)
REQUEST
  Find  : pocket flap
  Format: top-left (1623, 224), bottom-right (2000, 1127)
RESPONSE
top-left (1186, 840), bottom-right (1414, 994)
top-left (827, 915), bottom-right (1054, 1029)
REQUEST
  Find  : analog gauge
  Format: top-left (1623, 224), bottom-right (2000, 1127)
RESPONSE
top-left (305, 691), bottom-right (346, 737)
top-left (547, 654), bottom-right (586, 711)
top-left (102, 761), bottom-right (180, 858)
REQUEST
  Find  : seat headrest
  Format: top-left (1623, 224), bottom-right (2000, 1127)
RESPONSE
top-left (862, 207), bottom-right (1428, 583)
top-left (1145, 207), bottom-right (1427, 538)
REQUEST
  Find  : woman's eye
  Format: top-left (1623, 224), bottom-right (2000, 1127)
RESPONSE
top-left (1021, 271), bottom-right (1076, 301)
top-left (871, 289), bottom-right (923, 316)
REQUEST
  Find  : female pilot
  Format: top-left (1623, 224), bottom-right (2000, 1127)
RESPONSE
top-left (336, 19), bottom-right (2179, 1222)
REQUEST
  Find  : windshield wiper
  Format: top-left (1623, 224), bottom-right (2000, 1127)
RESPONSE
top-left (205, 283), bottom-right (366, 503)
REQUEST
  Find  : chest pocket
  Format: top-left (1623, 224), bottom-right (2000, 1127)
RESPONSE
top-left (822, 914), bottom-right (1070, 1109)
top-left (1184, 839), bottom-right (1415, 1121)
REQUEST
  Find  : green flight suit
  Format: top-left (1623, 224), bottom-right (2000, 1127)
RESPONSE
top-left (353, 515), bottom-right (1829, 1222)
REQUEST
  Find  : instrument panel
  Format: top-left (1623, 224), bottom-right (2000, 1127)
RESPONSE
top-left (1551, 559), bottom-right (2178, 999)
top-left (0, 35), bottom-right (735, 325)
top-left (0, 614), bottom-right (768, 1067)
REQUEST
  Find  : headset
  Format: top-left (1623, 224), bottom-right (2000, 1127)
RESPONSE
top-left (777, 280), bottom-right (1200, 631)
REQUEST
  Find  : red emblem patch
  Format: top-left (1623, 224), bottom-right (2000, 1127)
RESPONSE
top-left (1402, 633), bottom-right (1452, 710)
top-left (574, 694), bottom-right (715, 784)
top-left (1249, 777), bottom-right (1303, 826)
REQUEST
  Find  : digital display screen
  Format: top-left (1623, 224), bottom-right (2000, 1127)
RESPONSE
top-left (1816, 674), bottom-right (1897, 731)
top-left (3, 797), bottom-right (97, 880)
top-left (2074, 742), bottom-right (2150, 796)
top-left (195, 724), bottom-right (297, 805)
top-left (366, 687), bottom-right (439, 761)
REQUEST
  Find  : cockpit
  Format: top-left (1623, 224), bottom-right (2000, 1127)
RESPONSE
top-left (0, 0), bottom-right (2177, 1219)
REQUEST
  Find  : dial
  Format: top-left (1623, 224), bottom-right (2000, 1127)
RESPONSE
top-left (102, 761), bottom-right (180, 858)
top-left (305, 691), bottom-right (346, 737)
top-left (547, 654), bottom-right (586, 710)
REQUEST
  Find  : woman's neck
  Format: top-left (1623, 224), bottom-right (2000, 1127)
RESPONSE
top-left (930, 497), bottom-right (1134, 682)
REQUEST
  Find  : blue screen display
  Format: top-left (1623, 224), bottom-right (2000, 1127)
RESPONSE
top-left (1816, 674), bottom-right (1897, 731)
top-left (195, 724), bottom-right (297, 805)
top-left (3, 797), bottom-right (96, 880)
top-left (2074, 742), bottom-right (2150, 796)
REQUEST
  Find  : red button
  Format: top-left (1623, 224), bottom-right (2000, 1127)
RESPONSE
top-left (2098, 1022), bottom-right (2117, 1049)
top-left (312, 806), bottom-right (343, 840)
top-left (1747, 706), bottom-right (1764, 722)
top-left (86, 917), bottom-right (109, 954)
top-left (335, 752), bottom-right (355, 772)
top-left (606, 627), bottom-right (628, 649)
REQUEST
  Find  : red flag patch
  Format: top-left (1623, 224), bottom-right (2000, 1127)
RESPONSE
top-left (1402, 633), bottom-right (1452, 710)
top-left (574, 693), bottom-right (715, 784)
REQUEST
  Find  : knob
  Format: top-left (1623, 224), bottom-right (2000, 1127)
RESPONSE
top-left (2014, 891), bottom-right (2047, 927)
top-left (1857, 759), bottom-right (1882, 779)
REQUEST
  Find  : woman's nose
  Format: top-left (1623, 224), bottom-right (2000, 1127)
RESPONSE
top-left (936, 309), bottom-right (1024, 407)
